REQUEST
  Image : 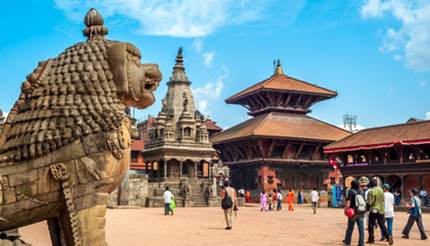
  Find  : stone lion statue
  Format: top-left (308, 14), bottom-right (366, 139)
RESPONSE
top-left (0, 9), bottom-right (161, 246)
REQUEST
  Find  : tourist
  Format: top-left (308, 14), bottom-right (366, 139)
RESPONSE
top-left (297, 189), bottom-right (303, 204)
top-left (366, 179), bottom-right (392, 245)
top-left (221, 180), bottom-right (238, 230)
top-left (268, 193), bottom-right (273, 211)
top-left (401, 188), bottom-right (428, 240)
top-left (163, 186), bottom-right (174, 216)
top-left (272, 189), bottom-right (278, 210)
top-left (277, 190), bottom-right (283, 210)
top-left (419, 187), bottom-right (429, 207)
top-left (382, 184), bottom-right (394, 241)
top-left (358, 176), bottom-right (369, 229)
top-left (310, 187), bottom-right (319, 214)
top-left (245, 191), bottom-right (251, 203)
top-left (394, 189), bottom-right (401, 206)
top-left (238, 187), bottom-right (245, 197)
top-left (287, 189), bottom-right (295, 211)
top-left (260, 190), bottom-right (267, 211)
top-left (343, 179), bottom-right (365, 246)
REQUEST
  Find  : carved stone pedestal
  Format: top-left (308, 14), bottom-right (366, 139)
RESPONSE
top-left (183, 197), bottom-right (193, 207)
top-left (207, 197), bottom-right (219, 207)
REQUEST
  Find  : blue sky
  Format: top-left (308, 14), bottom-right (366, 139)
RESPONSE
top-left (1, 0), bottom-right (429, 130)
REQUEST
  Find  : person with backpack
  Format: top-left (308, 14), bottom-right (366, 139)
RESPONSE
top-left (401, 188), bottom-right (428, 240)
top-left (367, 179), bottom-right (393, 245)
top-left (221, 180), bottom-right (238, 230)
top-left (343, 179), bottom-right (365, 246)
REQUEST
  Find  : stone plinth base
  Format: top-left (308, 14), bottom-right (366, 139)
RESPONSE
top-left (183, 197), bottom-right (193, 207)
top-left (208, 197), bottom-right (219, 207)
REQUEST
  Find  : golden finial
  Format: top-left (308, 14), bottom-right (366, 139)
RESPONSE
top-left (83, 8), bottom-right (108, 39)
top-left (274, 59), bottom-right (284, 75)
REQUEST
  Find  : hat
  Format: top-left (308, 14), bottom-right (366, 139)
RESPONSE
top-left (382, 183), bottom-right (390, 190)
top-left (359, 176), bottom-right (369, 186)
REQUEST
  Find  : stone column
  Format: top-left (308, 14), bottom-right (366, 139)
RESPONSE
top-left (164, 160), bottom-right (167, 178)
top-left (208, 162), bottom-right (212, 179)
top-left (194, 161), bottom-right (198, 178)
top-left (179, 161), bottom-right (183, 177)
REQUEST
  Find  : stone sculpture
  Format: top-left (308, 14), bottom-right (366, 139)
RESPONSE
top-left (0, 8), bottom-right (161, 246)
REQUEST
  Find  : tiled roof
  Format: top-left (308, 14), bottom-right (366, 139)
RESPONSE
top-left (210, 112), bottom-right (350, 144)
top-left (225, 74), bottom-right (337, 103)
top-left (131, 139), bottom-right (145, 151)
top-left (324, 120), bottom-right (430, 153)
top-left (205, 119), bottom-right (223, 131)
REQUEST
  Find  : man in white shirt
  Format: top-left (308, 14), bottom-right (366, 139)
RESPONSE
top-left (310, 187), bottom-right (319, 214)
top-left (277, 190), bottom-right (283, 210)
top-left (382, 184), bottom-right (395, 241)
top-left (163, 186), bottom-right (174, 215)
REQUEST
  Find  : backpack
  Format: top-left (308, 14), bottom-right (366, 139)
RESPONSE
top-left (409, 197), bottom-right (420, 217)
top-left (222, 189), bottom-right (233, 209)
top-left (355, 192), bottom-right (366, 214)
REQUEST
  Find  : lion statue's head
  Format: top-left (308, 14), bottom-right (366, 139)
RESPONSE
top-left (0, 8), bottom-right (162, 163)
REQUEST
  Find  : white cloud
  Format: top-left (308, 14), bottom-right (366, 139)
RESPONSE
top-left (426, 112), bottom-right (430, 119)
top-left (202, 52), bottom-right (215, 67)
top-left (192, 66), bottom-right (228, 115)
top-left (360, 0), bottom-right (430, 71)
top-left (55, 0), bottom-right (265, 38)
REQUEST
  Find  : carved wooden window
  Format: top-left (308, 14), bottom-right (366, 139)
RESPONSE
top-left (347, 154), bottom-right (353, 164)
top-left (183, 127), bottom-right (192, 137)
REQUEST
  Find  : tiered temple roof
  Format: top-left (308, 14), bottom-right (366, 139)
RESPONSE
top-left (225, 60), bottom-right (337, 116)
top-left (211, 112), bottom-right (349, 144)
top-left (212, 61), bottom-right (349, 144)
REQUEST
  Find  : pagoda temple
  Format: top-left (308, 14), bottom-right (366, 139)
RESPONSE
top-left (211, 60), bottom-right (350, 193)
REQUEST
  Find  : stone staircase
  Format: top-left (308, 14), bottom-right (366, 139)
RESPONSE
top-left (147, 178), bottom-right (213, 207)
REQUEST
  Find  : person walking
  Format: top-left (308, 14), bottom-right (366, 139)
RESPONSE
top-left (310, 187), bottom-right (320, 214)
top-left (381, 184), bottom-right (394, 241)
top-left (366, 179), bottom-right (393, 245)
top-left (163, 186), bottom-right (174, 216)
top-left (419, 187), bottom-right (429, 207)
top-left (343, 179), bottom-right (365, 246)
top-left (260, 190), bottom-right (267, 211)
top-left (268, 193), bottom-right (273, 211)
top-left (297, 189), bottom-right (303, 204)
top-left (394, 189), bottom-right (401, 206)
top-left (287, 189), bottom-right (295, 211)
top-left (358, 176), bottom-right (369, 229)
top-left (272, 189), bottom-right (278, 210)
top-left (221, 180), bottom-right (238, 230)
top-left (277, 190), bottom-right (283, 210)
top-left (401, 188), bottom-right (428, 240)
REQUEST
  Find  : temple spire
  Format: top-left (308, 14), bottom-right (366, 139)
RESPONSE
top-left (274, 59), bottom-right (284, 76)
top-left (83, 8), bottom-right (108, 40)
top-left (170, 47), bottom-right (189, 82)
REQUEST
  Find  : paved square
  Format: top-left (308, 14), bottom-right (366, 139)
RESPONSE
top-left (21, 205), bottom-right (429, 245)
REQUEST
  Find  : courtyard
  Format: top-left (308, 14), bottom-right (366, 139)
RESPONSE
top-left (20, 205), bottom-right (429, 246)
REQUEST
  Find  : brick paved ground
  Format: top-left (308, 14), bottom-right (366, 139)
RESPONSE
top-left (20, 205), bottom-right (429, 246)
